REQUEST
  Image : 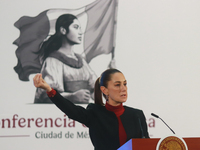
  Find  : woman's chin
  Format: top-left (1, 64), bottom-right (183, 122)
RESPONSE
top-left (120, 98), bottom-right (127, 103)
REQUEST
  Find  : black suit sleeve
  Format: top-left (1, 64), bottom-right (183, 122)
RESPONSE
top-left (49, 90), bottom-right (93, 127)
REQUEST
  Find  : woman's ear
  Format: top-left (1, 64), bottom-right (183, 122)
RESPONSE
top-left (60, 26), bottom-right (66, 35)
top-left (100, 86), bottom-right (108, 96)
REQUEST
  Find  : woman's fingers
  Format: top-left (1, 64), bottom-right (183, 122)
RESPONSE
top-left (33, 75), bottom-right (38, 87)
top-left (33, 74), bottom-right (51, 91)
top-left (33, 74), bottom-right (42, 87)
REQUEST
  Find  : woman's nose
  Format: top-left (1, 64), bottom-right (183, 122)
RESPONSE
top-left (121, 84), bottom-right (126, 91)
top-left (79, 28), bottom-right (83, 35)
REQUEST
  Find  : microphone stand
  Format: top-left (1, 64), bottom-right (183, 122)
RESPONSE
top-left (151, 113), bottom-right (175, 134)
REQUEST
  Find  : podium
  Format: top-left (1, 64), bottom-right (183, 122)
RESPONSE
top-left (118, 137), bottom-right (200, 150)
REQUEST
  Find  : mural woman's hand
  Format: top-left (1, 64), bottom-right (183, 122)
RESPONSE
top-left (72, 89), bottom-right (90, 103)
top-left (33, 74), bottom-right (52, 92)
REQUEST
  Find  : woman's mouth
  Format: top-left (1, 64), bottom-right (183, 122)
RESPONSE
top-left (121, 94), bottom-right (126, 97)
top-left (78, 37), bottom-right (82, 41)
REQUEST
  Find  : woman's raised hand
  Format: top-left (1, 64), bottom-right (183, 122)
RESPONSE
top-left (33, 74), bottom-right (52, 92)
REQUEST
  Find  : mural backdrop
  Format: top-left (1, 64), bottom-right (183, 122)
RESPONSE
top-left (0, 0), bottom-right (200, 150)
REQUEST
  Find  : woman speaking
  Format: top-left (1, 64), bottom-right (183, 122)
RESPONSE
top-left (33, 68), bottom-right (149, 150)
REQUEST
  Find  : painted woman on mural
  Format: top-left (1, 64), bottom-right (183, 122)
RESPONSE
top-left (34, 14), bottom-right (97, 104)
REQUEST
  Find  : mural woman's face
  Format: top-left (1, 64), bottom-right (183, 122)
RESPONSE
top-left (66, 19), bottom-right (82, 44)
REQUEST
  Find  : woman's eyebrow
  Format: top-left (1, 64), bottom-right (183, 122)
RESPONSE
top-left (73, 24), bottom-right (79, 27)
top-left (114, 80), bottom-right (127, 83)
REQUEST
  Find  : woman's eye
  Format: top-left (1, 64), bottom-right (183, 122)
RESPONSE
top-left (115, 84), bottom-right (120, 86)
top-left (74, 25), bottom-right (79, 29)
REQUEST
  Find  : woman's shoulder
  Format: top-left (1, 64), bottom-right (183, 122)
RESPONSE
top-left (41, 57), bottom-right (63, 70)
top-left (44, 57), bottom-right (63, 64)
top-left (87, 103), bottom-right (104, 108)
top-left (86, 103), bottom-right (105, 110)
top-left (123, 105), bottom-right (143, 113)
top-left (123, 106), bottom-right (146, 119)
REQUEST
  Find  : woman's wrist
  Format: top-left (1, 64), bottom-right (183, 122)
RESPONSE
top-left (46, 86), bottom-right (52, 92)
top-left (46, 88), bottom-right (56, 97)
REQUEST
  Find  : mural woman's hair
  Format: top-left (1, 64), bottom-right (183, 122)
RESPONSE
top-left (94, 68), bottom-right (122, 105)
top-left (39, 14), bottom-right (77, 61)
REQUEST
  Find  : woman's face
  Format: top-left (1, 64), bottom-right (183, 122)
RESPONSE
top-left (66, 19), bottom-right (82, 44)
top-left (103, 72), bottom-right (128, 106)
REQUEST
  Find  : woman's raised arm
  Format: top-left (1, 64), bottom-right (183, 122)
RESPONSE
top-left (33, 73), bottom-right (93, 127)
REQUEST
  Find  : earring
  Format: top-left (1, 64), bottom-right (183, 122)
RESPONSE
top-left (106, 95), bottom-right (109, 101)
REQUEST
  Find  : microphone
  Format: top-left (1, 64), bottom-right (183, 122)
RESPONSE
top-left (151, 113), bottom-right (175, 134)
